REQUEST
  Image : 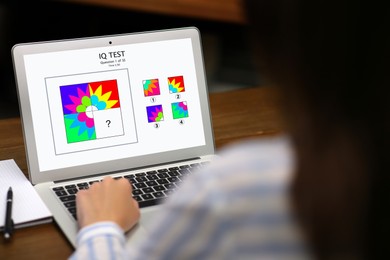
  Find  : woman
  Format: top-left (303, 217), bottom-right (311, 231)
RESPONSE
top-left (70, 1), bottom-right (389, 259)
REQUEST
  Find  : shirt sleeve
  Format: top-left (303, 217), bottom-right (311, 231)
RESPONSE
top-left (127, 172), bottom-right (234, 259)
top-left (69, 221), bottom-right (129, 260)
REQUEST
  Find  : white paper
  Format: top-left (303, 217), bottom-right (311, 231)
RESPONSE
top-left (0, 159), bottom-right (52, 229)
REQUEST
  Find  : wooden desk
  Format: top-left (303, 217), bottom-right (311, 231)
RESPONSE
top-left (62, 0), bottom-right (247, 24)
top-left (0, 86), bottom-right (282, 259)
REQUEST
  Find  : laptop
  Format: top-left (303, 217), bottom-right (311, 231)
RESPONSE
top-left (11, 27), bottom-right (216, 247)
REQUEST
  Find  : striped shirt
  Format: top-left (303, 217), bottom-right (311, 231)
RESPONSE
top-left (69, 136), bottom-right (311, 260)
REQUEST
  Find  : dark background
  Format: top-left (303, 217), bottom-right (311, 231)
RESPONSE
top-left (0, 0), bottom-right (261, 118)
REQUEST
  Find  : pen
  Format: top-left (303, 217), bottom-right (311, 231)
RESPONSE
top-left (4, 186), bottom-right (13, 241)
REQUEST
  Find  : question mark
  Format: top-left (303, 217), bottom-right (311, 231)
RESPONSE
top-left (106, 120), bottom-right (111, 127)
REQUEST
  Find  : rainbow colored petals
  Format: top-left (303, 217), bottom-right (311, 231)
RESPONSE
top-left (146, 105), bottom-right (164, 123)
top-left (143, 79), bottom-right (161, 97)
top-left (60, 80), bottom-right (120, 143)
top-left (171, 101), bottom-right (189, 119)
top-left (168, 76), bottom-right (185, 93)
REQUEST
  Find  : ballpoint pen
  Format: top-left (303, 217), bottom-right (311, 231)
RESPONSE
top-left (4, 186), bottom-right (13, 241)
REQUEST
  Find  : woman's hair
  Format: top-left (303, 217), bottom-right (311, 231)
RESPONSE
top-left (243, 0), bottom-right (389, 258)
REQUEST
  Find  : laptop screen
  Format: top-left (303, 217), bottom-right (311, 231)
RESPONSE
top-left (13, 28), bottom-right (214, 184)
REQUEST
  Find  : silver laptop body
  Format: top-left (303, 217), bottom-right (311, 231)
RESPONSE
top-left (11, 27), bottom-right (215, 247)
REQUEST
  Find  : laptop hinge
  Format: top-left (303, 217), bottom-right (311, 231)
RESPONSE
top-left (54, 157), bottom-right (202, 184)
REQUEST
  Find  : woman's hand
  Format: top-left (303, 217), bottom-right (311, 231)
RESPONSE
top-left (76, 176), bottom-right (140, 232)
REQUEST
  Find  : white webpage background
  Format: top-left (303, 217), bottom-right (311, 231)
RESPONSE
top-left (23, 38), bottom-right (206, 172)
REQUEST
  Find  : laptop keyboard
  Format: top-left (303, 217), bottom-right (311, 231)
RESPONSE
top-left (52, 162), bottom-right (209, 220)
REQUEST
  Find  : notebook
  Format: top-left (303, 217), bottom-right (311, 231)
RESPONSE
top-left (11, 27), bottom-right (216, 247)
top-left (0, 159), bottom-right (52, 230)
